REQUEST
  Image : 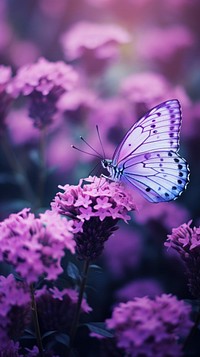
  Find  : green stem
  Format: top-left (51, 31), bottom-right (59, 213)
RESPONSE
top-left (184, 304), bottom-right (200, 350)
top-left (0, 132), bottom-right (35, 205)
top-left (68, 259), bottom-right (90, 355)
top-left (30, 284), bottom-right (44, 357)
top-left (37, 128), bottom-right (46, 207)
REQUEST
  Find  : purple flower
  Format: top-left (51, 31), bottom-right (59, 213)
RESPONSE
top-left (136, 25), bottom-right (194, 79)
top-left (121, 71), bottom-right (191, 121)
top-left (121, 72), bottom-right (171, 109)
top-left (0, 274), bottom-right (31, 348)
top-left (103, 226), bottom-right (142, 279)
top-left (106, 294), bottom-right (193, 357)
top-left (165, 221), bottom-right (200, 297)
top-left (0, 208), bottom-right (75, 284)
top-left (6, 107), bottom-right (39, 145)
top-left (7, 57), bottom-right (79, 128)
top-left (46, 127), bottom-right (80, 173)
top-left (61, 21), bottom-right (130, 75)
top-left (115, 279), bottom-right (164, 301)
top-left (36, 286), bottom-right (91, 335)
top-left (8, 39), bottom-right (40, 68)
top-left (25, 345), bottom-right (59, 357)
top-left (52, 176), bottom-right (136, 260)
top-left (0, 340), bottom-right (22, 356)
top-left (0, 65), bottom-right (13, 132)
top-left (133, 194), bottom-right (190, 230)
top-left (57, 87), bottom-right (98, 123)
top-left (137, 26), bottom-right (194, 63)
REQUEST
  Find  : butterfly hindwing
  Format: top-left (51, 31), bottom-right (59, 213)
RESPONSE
top-left (119, 150), bottom-right (189, 203)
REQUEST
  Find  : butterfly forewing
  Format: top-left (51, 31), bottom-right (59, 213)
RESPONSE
top-left (108, 99), bottom-right (189, 202)
top-left (112, 99), bottom-right (181, 165)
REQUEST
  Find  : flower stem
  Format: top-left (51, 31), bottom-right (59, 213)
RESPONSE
top-left (68, 259), bottom-right (90, 355)
top-left (0, 132), bottom-right (35, 205)
top-left (184, 304), bottom-right (200, 350)
top-left (30, 284), bottom-right (44, 357)
top-left (37, 127), bottom-right (46, 207)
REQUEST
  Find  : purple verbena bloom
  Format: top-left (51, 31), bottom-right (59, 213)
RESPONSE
top-left (61, 21), bottom-right (130, 75)
top-left (25, 345), bottom-right (59, 357)
top-left (0, 340), bottom-right (22, 356)
top-left (57, 87), bottom-right (98, 123)
top-left (36, 286), bottom-right (91, 335)
top-left (133, 194), bottom-right (190, 230)
top-left (103, 226), bottom-right (142, 279)
top-left (137, 25), bottom-right (194, 64)
top-left (52, 176), bottom-right (136, 260)
top-left (0, 65), bottom-right (13, 132)
top-left (0, 274), bottom-right (31, 348)
top-left (7, 57), bottom-right (79, 128)
top-left (0, 208), bottom-right (75, 284)
top-left (115, 278), bottom-right (164, 301)
top-left (6, 107), bottom-right (39, 145)
top-left (106, 294), bottom-right (193, 357)
top-left (165, 221), bottom-right (200, 297)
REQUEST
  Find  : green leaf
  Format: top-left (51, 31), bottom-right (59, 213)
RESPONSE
top-left (67, 262), bottom-right (80, 281)
top-left (55, 333), bottom-right (70, 346)
top-left (20, 329), bottom-right (36, 340)
top-left (89, 264), bottom-right (102, 271)
top-left (85, 322), bottom-right (114, 338)
top-left (42, 330), bottom-right (57, 340)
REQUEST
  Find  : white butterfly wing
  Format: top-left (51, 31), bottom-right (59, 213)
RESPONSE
top-left (119, 151), bottom-right (189, 202)
top-left (112, 99), bottom-right (181, 165)
top-left (110, 99), bottom-right (189, 202)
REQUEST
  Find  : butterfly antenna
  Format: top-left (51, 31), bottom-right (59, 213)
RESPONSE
top-left (80, 136), bottom-right (102, 158)
top-left (96, 125), bottom-right (106, 159)
top-left (71, 145), bottom-right (101, 159)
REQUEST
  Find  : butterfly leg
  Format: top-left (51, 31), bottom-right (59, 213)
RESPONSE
top-left (100, 173), bottom-right (114, 182)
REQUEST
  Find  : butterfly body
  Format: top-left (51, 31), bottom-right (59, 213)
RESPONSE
top-left (101, 99), bottom-right (189, 203)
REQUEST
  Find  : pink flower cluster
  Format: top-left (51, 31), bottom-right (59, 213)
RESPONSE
top-left (0, 274), bottom-right (30, 349)
top-left (62, 21), bottom-right (130, 60)
top-left (36, 286), bottom-right (92, 334)
top-left (61, 21), bottom-right (130, 74)
top-left (6, 57), bottom-right (79, 128)
top-left (52, 176), bottom-right (136, 260)
top-left (137, 25), bottom-right (194, 63)
top-left (106, 294), bottom-right (193, 357)
top-left (0, 64), bottom-right (13, 131)
top-left (165, 221), bottom-right (200, 297)
top-left (7, 57), bottom-right (78, 97)
top-left (52, 176), bottom-right (136, 232)
top-left (0, 65), bottom-right (12, 88)
top-left (0, 209), bottom-right (75, 283)
top-left (0, 340), bottom-right (22, 356)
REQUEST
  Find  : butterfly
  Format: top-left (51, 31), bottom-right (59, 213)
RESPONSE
top-left (101, 99), bottom-right (189, 203)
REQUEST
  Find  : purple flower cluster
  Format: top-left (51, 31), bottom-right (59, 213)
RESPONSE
top-left (0, 208), bottom-right (75, 283)
top-left (36, 286), bottom-right (92, 334)
top-left (0, 64), bottom-right (13, 132)
top-left (7, 57), bottom-right (79, 128)
top-left (103, 226), bottom-right (142, 279)
top-left (165, 221), bottom-right (200, 297)
top-left (106, 294), bottom-right (193, 357)
top-left (52, 176), bottom-right (136, 260)
top-left (0, 274), bottom-right (30, 349)
top-left (137, 25), bottom-right (194, 64)
top-left (0, 340), bottom-right (22, 356)
top-left (61, 21), bottom-right (130, 74)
